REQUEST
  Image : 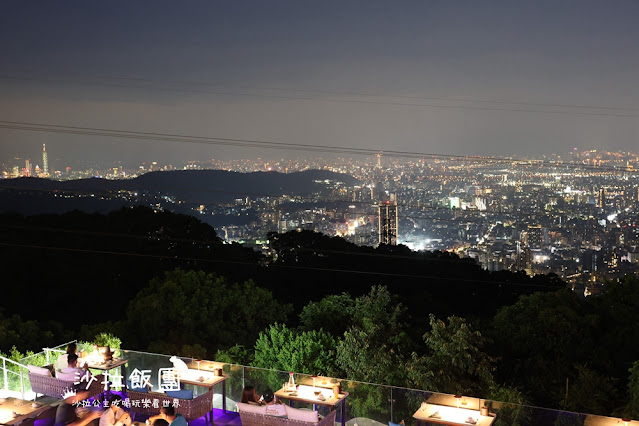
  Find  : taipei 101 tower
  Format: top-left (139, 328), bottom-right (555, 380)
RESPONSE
top-left (42, 144), bottom-right (48, 176)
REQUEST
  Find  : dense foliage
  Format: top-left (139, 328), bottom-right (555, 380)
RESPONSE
top-left (253, 324), bottom-right (337, 375)
top-left (2, 209), bottom-right (639, 420)
top-left (125, 269), bottom-right (291, 355)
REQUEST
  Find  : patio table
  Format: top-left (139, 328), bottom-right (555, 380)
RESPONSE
top-left (275, 385), bottom-right (349, 426)
top-left (185, 362), bottom-right (228, 413)
top-left (413, 403), bottom-right (495, 426)
top-left (0, 397), bottom-right (52, 426)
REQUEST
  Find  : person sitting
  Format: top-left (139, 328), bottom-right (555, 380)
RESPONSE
top-left (55, 343), bottom-right (78, 372)
top-left (99, 395), bottom-right (131, 426)
top-left (152, 420), bottom-right (169, 426)
top-left (261, 389), bottom-right (286, 417)
top-left (147, 404), bottom-right (187, 426)
top-left (54, 385), bottom-right (102, 426)
top-left (241, 385), bottom-right (261, 405)
top-left (58, 354), bottom-right (90, 382)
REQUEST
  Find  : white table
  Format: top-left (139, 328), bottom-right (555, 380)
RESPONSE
top-left (413, 403), bottom-right (495, 426)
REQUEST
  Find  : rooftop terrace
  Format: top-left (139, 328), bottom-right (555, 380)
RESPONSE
top-left (1, 342), bottom-right (636, 426)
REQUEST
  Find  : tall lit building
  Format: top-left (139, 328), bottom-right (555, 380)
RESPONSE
top-left (526, 224), bottom-right (543, 249)
top-left (378, 193), bottom-right (398, 245)
top-left (42, 144), bottom-right (48, 176)
top-left (598, 188), bottom-right (605, 208)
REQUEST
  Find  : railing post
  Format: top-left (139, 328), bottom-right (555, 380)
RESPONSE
top-left (20, 369), bottom-right (24, 400)
top-left (44, 348), bottom-right (50, 365)
top-left (3, 359), bottom-right (7, 391)
top-left (390, 387), bottom-right (394, 423)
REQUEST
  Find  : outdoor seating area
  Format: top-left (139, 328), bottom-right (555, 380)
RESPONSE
top-left (27, 368), bottom-right (104, 401)
top-left (237, 404), bottom-right (337, 426)
top-left (126, 388), bottom-right (216, 423)
top-left (2, 343), bottom-right (639, 426)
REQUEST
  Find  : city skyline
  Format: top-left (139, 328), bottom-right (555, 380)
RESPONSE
top-left (3, 143), bottom-right (638, 179)
top-left (1, 145), bottom-right (637, 291)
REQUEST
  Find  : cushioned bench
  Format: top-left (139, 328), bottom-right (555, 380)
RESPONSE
top-left (237, 402), bottom-right (337, 426)
top-left (28, 366), bottom-right (104, 400)
top-left (126, 389), bottom-right (214, 423)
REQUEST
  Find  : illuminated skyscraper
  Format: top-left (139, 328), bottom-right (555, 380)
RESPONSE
top-left (378, 193), bottom-right (398, 245)
top-left (526, 224), bottom-right (543, 249)
top-left (42, 144), bottom-right (48, 176)
top-left (598, 188), bottom-right (605, 208)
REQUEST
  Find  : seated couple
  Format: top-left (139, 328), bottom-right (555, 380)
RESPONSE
top-left (241, 387), bottom-right (286, 416)
top-left (241, 386), bottom-right (324, 420)
top-left (55, 343), bottom-right (80, 372)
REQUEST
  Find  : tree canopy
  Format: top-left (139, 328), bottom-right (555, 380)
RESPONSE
top-left (253, 323), bottom-right (337, 375)
top-left (409, 314), bottom-right (495, 396)
top-left (298, 292), bottom-right (355, 337)
top-left (336, 285), bottom-right (412, 386)
top-left (125, 269), bottom-right (291, 356)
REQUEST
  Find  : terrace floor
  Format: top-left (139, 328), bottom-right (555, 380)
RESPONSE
top-left (132, 408), bottom-right (242, 426)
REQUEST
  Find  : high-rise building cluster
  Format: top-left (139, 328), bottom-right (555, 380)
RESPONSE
top-left (1, 148), bottom-right (638, 292)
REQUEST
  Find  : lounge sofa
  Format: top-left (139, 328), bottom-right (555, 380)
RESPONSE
top-left (27, 365), bottom-right (104, 400)
top-left (237, 402), bottom-right (337, 426)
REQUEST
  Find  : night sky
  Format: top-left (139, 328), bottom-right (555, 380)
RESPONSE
top-left (0, 1), bottom-right (637, 166)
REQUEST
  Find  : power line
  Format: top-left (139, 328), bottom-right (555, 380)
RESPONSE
top-left (2, 74), bottom-right (639, 118)
top-left (0, 120), bottom-right (634, 173)
top-left (0, 241), bottom-right (563, 290)
top-left (103, 74), bottom-right (639, 112)
top-left (8, 71), bottom-right (639, 112)
top-left (0, 185), bottom-right (607, 273)
top-left (0, 122), bottom-right (631, 229)
top-left (0, 223), bottom-right (222, 246)
top-left (0, 222), bottom-right (475, 264)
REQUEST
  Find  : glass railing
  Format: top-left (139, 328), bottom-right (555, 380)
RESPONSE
top-left (16, 347), bottom-right (635, 426)
top-left (6, 340), bottom-right (111, 396)
top-left (118, 349), bottom-right (634, 426)
top-left (6, 340), bottom-right (78, 395)
top-left (19, 340), bottom-right (79, 369)
top-left (0, 356), bottom-right (29, 397)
